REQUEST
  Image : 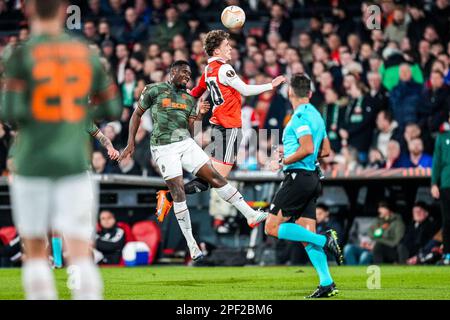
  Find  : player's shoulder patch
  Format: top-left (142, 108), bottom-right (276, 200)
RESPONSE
top-left (226, 69), bottom-right (236, 78)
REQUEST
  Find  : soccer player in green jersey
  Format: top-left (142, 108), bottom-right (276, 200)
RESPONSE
top-left (119, 60), bottom-right (268, 261)
top-left (0, 0), bottom-right (121, 299)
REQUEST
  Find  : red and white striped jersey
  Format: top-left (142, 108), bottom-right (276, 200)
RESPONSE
top-left (190, 57), bottom-right (243, 128)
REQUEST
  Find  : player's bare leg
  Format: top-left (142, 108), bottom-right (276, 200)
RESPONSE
top-left (211, 160), bottom-right (233, 178)
top-left (65, 238), bottom-right (103, 300)
top-left (22, 238), bottom-right (57, 300)
top-left (194, 162), bottom-right (268, 228)
top-left (165, 176), bottom-right (203, 261)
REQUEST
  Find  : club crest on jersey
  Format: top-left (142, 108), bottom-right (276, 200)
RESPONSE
top-left (226, 70), bottom-right (236, 78)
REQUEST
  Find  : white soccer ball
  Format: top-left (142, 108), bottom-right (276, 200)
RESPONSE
top-left (221, 6), bottom-right (246, 29)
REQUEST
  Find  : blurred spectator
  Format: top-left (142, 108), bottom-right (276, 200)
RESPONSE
top-left (380, 48), bottom-right (423, 91)
top-left (95, 210), bottom-right (126, 265)
top-left (263, 3), bottom-right (293, 43)
top-left (419, 70), bottom-right (450, 135)
top-left (263, 48), bottom-right (284, 78)
top-left (118, 7), bottom-right (148, 46)
top-left (406, 4), bottom-right (429, 46)
top-left (389, 63), bottom-right (424, 132)
top-left (297, 32), bottom-right (313, 67)
top-left (111, 151), bottom-right (142, 175)
top-left (92, 151), bottom-right (112, 174)
top-left (85, 0), bottom-right (104, 24)
top-left (385, 140), bottom-right (402, 169)
top-left (344, 217), bottom-right (377, 265)
top-left (115, 43), bottom-right (129, 84)
top-left (367, 71), bottom-right (389, 111)
top-left (418, 40), bottom-right (436, 80)
top-left (384, 6), bottom-right (408, 45)
top-left (398, 202), bottom-right (438, 263)
top-left (106, 0), bottom-right (125, 31)
top-left (339, 82), bottom-right (376, 164)
top-left (83, 19), bottom-right (100, 44)
top-left (367, 148), bottom-right (385, 169)
top-left (321, 88), bottom-right (343, 153)
top-left (186, 15), bottom-right (209, 44)
top-left (397, 137), bottom-right (433, 168)
top-left (369, 202), bottom-right (405, 264)
top-left (154, 7), bottom-right (187, 51)
top-left (121, 68), bottom-right (137, 109)
top-left (431, 0), bottom-right (450, 44)
top-left (372, 110), bottom-right (400, 158)
top-left (331, 6), bottom-right (354, 42)
top-left (316, 203), bottom-right (344, 243)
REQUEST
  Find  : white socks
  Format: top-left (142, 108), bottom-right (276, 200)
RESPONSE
top-left (23, 258), bottom-right (57, 300)
top-left (214, 183), bottom-right (255, 220)
top-left (174, 201), bottom-right (196, 247)
top-left (69, 258), bottom-right (103, 300)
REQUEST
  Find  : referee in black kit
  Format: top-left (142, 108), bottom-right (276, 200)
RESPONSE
top-left (265, 74), bottom-right (343, 298)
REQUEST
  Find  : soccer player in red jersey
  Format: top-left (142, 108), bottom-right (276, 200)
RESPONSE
top-left (156, 30), bottom-right (285, 222)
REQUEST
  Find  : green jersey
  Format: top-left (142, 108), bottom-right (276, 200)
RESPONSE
top-left (138, 82), bottom-right (197, 146)
top-left (0, 32), bottom-right (121, 177)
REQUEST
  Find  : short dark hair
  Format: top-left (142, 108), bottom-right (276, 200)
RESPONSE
top-left (413, 201), bottom-right (429, 212)
top-left (316, 203), bottom-right (329, 212)
top-left (30, 0), bottom-right (66, 20)
top-left (378, 201), bottom-right (395, 212)
top-left (378, 109), bottom-right (393, 123)
top-left (170, 60), bottom-right (190, 70)
top-left (290, 73), bottom-right (311, 98)
top-left (204, 30), bottom-right (229, 57)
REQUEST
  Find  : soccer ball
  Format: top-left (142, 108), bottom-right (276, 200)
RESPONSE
top-left (221, 6), bottom-right (246, 29)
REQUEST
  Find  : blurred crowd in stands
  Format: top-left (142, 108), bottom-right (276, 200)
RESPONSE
top-left (0, 0), bottom-right (449, 176)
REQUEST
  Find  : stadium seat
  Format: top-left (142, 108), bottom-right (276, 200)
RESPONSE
top-left (131, 221), bottom-right (161, 264)
top-left (0, 226), bottom-right (17, 245)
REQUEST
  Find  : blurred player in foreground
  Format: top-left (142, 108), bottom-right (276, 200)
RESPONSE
top-left (119, 61), bottom-right (268, 261)
top-left (0, 0), bottom-right (121, 299)
top-left (264, 74), bottom-right (343, 298)
top-left (155, 30), bottom-right (286, 221)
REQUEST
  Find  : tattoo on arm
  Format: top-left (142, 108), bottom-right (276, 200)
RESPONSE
top-left (95, 131), bottom-right (113, 149)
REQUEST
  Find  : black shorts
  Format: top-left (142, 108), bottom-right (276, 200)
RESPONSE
top-left (269, 169), bottom-right (322, 220)
top-left (208, 124), bottom-right (243, 165)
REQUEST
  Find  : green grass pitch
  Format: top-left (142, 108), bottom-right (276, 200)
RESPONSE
top-left (1, 265), bottom-right (450, 300)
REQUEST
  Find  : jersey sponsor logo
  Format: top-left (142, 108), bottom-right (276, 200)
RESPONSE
top-left (161, 98), bottom-right (187, 110)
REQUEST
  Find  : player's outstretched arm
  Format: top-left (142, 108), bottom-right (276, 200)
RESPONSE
top-left (188, 98), bottom-right (210, 135)
top-left (118, 106), bottom-right (145, 162)
top-left (219, 64), bottom-right (286, 96)
top-left (190, 73), bottom-right (207, 98)
top-left (94, 130), bottom-right (120, 161)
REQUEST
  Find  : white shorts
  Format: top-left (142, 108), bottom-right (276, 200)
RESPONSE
top-left (10, 172), bottom-right (98, 240)
top-left (150, 138), bottom-right (210, 180)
